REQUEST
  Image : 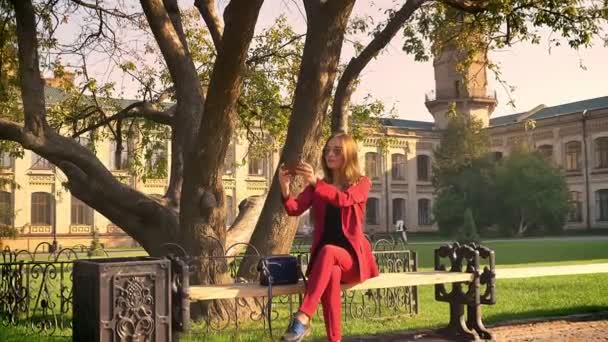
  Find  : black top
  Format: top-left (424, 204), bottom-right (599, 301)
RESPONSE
top-left (320, 203), bottom-right (355, 255)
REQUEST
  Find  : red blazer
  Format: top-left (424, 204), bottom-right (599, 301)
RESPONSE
top-left (283, 176), bottom-right (379, 282)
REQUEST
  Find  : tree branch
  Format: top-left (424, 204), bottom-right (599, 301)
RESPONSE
top-left (331, 0), bottom-right (426, 133)
top-left (163, 0), bottom-right (189, 51)
top-left (11, 0), bottom-right (48, 136)
top-left (245, 34), bottom-right (305, 65)
top-left (0, 119), bottom-right (26, 145)
top-left (141, 0), bottom-right (206, 211)
top-left (70, 0), bottom-right (142, 20)
top-left (194, 0), bottom-right (224, 51)
top-left (440, 0), bottom-right (491, 14)
top-left (71, 102), bottom-right (175, 138)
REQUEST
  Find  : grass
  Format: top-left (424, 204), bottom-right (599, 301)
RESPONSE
top-left (1, 237), bottom-right (607, 341)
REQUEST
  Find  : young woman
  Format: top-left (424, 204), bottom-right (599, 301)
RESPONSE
top-left (278, 133), bottom-right (379, 342)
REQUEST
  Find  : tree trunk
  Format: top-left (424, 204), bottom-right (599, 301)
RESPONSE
top-left (238, 0), bottom-right (357, 280)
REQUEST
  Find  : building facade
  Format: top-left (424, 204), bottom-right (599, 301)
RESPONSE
top-left (2, 55), bottom-right (608, 250)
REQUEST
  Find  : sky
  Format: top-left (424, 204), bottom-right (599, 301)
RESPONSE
top-left (58, 0), bottom-right (608, 123)
top-left (255, 0), bottom-right (608, 122)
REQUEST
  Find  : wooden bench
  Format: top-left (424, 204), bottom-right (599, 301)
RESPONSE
top-left (170, 241), bottom-right (608, 342)
top-left (189, 270), bottom-right (473, 301)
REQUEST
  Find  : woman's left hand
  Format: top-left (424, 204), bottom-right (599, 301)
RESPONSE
top-left (295, 162), bottom-right (317, 186)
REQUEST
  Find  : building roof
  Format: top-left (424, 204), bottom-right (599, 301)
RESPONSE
top-left (490, 96), bottom-right (608, 127)
top-left (44, 86), bottom-right (145, 109)
top-left (378, 118), bottom-right (435, 131)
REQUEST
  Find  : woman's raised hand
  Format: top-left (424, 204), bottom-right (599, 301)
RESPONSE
top-left (295, 162), bottom-right (317, 187)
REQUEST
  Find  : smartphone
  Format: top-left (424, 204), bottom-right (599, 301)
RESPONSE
top-left (283, 154), bottom-right (304, 175)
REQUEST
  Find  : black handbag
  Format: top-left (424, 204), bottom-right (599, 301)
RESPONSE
top-left (257, 255), bottom-right (307, 340)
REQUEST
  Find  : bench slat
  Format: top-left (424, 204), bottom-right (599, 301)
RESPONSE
top-left (495, 263), bottom-right (608, 280)
top-left (188, 271), bottom-right (473, 301)
top-left (188, 263), bottom-right (608, 301)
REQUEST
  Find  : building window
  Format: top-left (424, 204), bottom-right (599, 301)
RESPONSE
top-left (225, 195), bottom-right (234, 226)
top-left (0, 152), bottom-right (13, 169)
top-left (0, 191), bottom-right (12, 227)
top-left (417, 155), bottom-right (430, 181)
top-left (568, 191), bottom-right (583, 223)
top-left (492, 151), bottom-right (503, 162)
top-left (109, 139), bottom-right (131, 170)
top-left (146, 142), bottom-right (168, 173)
top-left (418, 198), bottom-right (431, 225)
top-left (366, 198), bottom-right (379, 225)
top-left (596, 189), bottom-right (608, 222)
top-left (391, 154), bottom-right (406, 180)
top-left (595, 137), bottom-right (608, 168)
top-left (565, 141), bottom-right (581, 171)
top-left (71, 195), bottom-right (93, 226)
top-left (248, 154), bottom-right (266, 176)
top-left (31, 192), bottom-right (54, 225)
top-left (31, 154), bottom-right (52, 170)
top-left (224, 143), bottom-right (235, 175)
top-left (392, 198), bottom-right (405, 225)
top-left (537, 144), bottom-right (553, 159)
top-left (75, 134), bottom-right (94, 150)
top-left (365, 152), bottom-right (380, 179)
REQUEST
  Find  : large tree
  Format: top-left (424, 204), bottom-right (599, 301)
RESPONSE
top-left (432, 109), bottom-right (496, 236)
top-left (0, 0), bottom-right (605, 291)
top-left (494, 149), bottom-right (570, 236)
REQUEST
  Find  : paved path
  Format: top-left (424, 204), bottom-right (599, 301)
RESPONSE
top-left (341, 314), bottom-right (608, 342)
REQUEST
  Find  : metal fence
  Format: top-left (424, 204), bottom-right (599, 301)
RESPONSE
top-left (0, 240), bottom-right (418, 338)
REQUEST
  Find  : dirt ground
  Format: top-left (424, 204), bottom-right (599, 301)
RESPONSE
top-left (343, 313), bottom-right (608, 341)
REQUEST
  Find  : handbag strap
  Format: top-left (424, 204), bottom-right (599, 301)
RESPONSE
top-left (261, 257), bottom-right (308, 341)
top-left (260, 258), bottom-right (276, 341)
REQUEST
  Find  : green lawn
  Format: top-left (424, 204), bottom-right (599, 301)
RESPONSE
top-left (1, 237), bottom-right (607, 341)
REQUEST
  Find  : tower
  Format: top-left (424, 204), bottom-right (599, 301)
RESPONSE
top-left (425, 44), bottom-right (497, 129)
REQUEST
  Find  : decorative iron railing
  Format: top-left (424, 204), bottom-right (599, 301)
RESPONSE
top-left (0, 240), bottom-right (418, 338)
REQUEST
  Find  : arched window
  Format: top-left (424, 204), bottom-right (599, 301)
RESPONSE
top-left (537, 144), bottom-right (553, 159)
top-left (595, 137), bottom-right (608, 168)
top-left (568, 191), bottom-right (583, 223)
top-left (31, 153), bottom-right (52, 170)
top-left (248, 152), bottom-right (266, 176)
top-left (492, 151), bottom-right (503, 162)
top-left (71, 195), bottom-right (93, 226)
top-left (366, 198), bottom-right (379, 225)
top-left (417, 155), bottom-right (430, 181)
top-left (418, 198), bottom-right (431, 225)
top-left (146, 141), bottom-right (168, 173)
top-left (31, 192), bottom-right (54, 225)
top-left (0, 191), bottom-right (12, 226)
top-left (225, 195), bottom-right (235, 226)
top-left (109, 139), bottom-right (131, 170)
top-left (365, 152), bottom-right (380, 179)
top-left (392, 198), bottom-right (406, 225)
top-left (565, 141), bottom-right (581, 171)
top-left (596, 189), bottom-right (608, 222)
top-left (391, 154), bottom-right (406, 180)
top-left (0, 152), bottom-right (13, 169)
top-left (224, 143), bottom-right (235, 175)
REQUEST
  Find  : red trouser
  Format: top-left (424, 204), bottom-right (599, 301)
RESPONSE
top-left (299, 245), bottom-right (359, 342)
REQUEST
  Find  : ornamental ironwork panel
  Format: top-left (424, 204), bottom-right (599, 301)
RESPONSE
top-left (73, 256), bottom-right (171, 342)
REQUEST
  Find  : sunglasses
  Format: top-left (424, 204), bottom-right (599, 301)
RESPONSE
top-left (323, 147), bottom-right (343, 156)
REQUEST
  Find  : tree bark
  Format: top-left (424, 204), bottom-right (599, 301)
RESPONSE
top-left (140, 0), bottom-right (205, 211)
top-left (238, 0), bottom-right (357, 279)
top-left (174, 2), bottom-right (264, 319)
top-left (225, 195), bottom-right (267, 257)
top-left (331, 0), bottom-right (425, 133)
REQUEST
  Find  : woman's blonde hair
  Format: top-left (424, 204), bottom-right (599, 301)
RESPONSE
top-left (321, 132), bottom-right (362, 186)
